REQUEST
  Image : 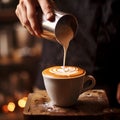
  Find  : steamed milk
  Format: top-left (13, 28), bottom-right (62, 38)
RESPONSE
top-left (48, 24), bottom-right (80, 76)
top-left (56, 24), bottom-right (74, 66)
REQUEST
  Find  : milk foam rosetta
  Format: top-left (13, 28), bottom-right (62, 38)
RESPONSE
top-left (42, 66), bottom-right (85, 78)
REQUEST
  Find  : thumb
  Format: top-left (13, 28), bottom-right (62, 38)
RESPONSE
top-left (38, 0), bottom-right (55, 21)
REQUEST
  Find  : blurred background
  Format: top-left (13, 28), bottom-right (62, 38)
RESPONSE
top-left (0, 0), bottom-right (43, 119)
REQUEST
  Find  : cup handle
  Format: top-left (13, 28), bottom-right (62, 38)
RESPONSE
top-left (81, 75), bottom-right (96, 93)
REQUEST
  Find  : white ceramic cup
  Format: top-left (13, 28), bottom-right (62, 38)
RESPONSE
top-left (42, 66), bottom-right (96, 107)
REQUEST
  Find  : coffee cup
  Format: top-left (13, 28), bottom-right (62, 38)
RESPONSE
top-left (42, 66), bottom-right (96, 107)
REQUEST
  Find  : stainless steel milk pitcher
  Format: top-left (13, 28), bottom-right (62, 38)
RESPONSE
top-left (40, 10), bottom-right (78, 44)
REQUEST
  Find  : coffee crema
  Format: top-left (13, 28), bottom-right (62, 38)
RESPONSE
top-left (42, 66), bottom-right (85, 79)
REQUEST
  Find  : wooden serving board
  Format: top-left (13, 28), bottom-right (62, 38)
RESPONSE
top-left (23, 89), bottom-right (111, 120)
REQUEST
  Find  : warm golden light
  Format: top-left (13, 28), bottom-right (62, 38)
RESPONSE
top-left (18, 97), bottom-right (27, 108)
top-left (2, 105), bottom-right (9, 113)
top-left (7, 102), bottom-right (16, 112)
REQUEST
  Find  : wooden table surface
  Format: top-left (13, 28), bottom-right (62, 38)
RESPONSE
top-left (23, 89), bottom-right (120, 120)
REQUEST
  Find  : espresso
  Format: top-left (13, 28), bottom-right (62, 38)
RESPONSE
top-left (42, 66), bottom-right (85, 79)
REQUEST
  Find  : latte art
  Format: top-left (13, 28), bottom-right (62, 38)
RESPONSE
top-left (42, 66), bottom-right (85, 78)
top-left (49, 66), bottom-right (79, 76)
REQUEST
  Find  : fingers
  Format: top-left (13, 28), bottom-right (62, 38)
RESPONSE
top-left (15, 1), bottom-right (35, 36)
top-left (117, 83), bottom-right (120, 104)
top-left (15, 0), bottom-right (55, 38)
top-left (38, 0), bottom-right (55, 21)
top-left (24, 0), bottom-right (41, 37)
top-left (15, 0), bottom-right (42, 37)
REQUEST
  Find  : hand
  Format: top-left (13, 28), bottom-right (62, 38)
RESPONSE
top-left (15, 0), bottom-right (55, 38)
top-left (117, 83), bottom-right (120, 104)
